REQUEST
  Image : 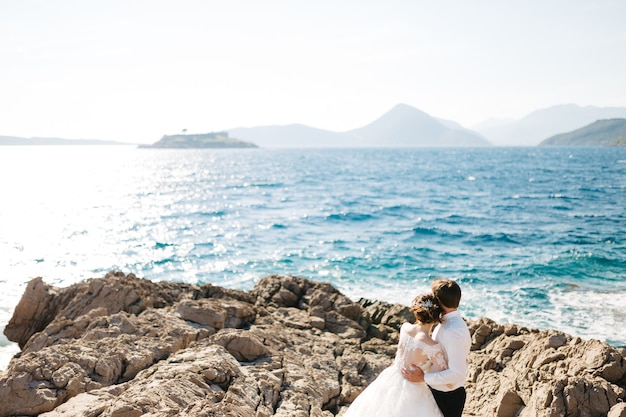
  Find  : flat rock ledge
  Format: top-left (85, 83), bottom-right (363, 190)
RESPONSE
top-left (1, 272), bottom-right (625, 417)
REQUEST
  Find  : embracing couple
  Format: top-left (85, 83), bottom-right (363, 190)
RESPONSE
top-left (343, 278), bottom-right (472, 417)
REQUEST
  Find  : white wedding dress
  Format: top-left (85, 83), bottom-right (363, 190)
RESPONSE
top-left (342, 323), bottom-right (446, 417)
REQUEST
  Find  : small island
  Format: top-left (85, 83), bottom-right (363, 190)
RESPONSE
top-left (139, 131), bottom-right (258, 149)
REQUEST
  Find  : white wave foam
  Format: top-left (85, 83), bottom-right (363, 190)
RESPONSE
top-left (460, 286), bottom-right (626, 347)
top-left (549, 290), bottom-right (626, 346)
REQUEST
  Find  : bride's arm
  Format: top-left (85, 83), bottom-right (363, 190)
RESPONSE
top-left (404, 346), bottom-right (431, 371)
top-left (395, 323), bottom-right (410, 361)
top-left (429, 350), bottom-right (448, 373)
top-left (401, 344), bottom-right (441, 382)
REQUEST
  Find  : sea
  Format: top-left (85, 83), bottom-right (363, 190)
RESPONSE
top-left (1, 145), bottom-right (625, 369)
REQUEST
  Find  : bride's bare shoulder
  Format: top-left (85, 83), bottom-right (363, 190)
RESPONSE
top-left (400, 322), bottom-right (419, 336)
top-left (400, 323), bottom-right (438, 346)
top-left (401, 322), bottom-right (414, 329)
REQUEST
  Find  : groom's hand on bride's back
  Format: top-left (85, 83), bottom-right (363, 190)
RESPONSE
top-left (401, 364), bottom-right (425, 383)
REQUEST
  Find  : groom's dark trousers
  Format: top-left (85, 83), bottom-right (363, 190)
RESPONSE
top-left (430, 387), bottom-right (466, 417)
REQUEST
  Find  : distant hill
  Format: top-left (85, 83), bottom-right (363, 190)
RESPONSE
top-left (346, 104), bottom-right (490, 147)
top-left (139, 132), bottom-right (257, 149)
top-left (539, 119), bottom-right (626, 147)
top-left (229, 104), bottom-right (490, 148)
top-left (0, 136), bottom-right (131, 146)
top-left (228, 124), bottom-right (348, 148)
top-left (474, 104), bottom-right (626, 146)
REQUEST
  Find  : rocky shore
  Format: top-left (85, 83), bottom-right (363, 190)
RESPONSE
top-left (1, 272), bottom-right (625, 417)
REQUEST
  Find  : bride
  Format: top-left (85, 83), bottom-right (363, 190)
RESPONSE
top-left (342, 293), bottom-right (446, 417)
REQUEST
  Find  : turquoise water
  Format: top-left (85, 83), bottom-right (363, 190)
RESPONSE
top-left (1, 145), bottom-right (625, 367)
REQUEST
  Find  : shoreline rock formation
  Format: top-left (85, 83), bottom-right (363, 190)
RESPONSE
top-left (1, 272), bottom-right (625, 417)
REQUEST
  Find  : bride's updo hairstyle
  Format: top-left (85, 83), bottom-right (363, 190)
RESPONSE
top-left (410, 293), bottom-right (442, 324)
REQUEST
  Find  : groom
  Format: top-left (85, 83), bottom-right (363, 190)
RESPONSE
top-left (401, 278), bottom-right (471, 417)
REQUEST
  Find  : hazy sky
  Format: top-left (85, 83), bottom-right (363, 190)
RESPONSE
top-left (2, 0), bottom-right (626, 143)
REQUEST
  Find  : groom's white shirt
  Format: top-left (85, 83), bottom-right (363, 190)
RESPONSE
top-left (424, 310), bottom-right (471, 391)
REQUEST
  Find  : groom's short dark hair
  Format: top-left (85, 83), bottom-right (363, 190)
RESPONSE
top-left (432, 278), bottom-right (461, 309)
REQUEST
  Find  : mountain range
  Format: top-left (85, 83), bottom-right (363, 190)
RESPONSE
top-left (229, 104), bottom-right (490, 148)
top-left (229, 103), bottom-right (626, 148)
top-left (473, 104), bottom-right (626, 146)
top-left (4, 103), bottom-right (626, 148)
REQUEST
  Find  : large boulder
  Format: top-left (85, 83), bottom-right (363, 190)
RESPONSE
top-left (464, 318), bottom-right (626, 417)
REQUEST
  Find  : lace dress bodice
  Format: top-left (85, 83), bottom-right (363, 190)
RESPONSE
top-left (342, 323), bottom-right (447, 417)
top-left (394, 326), bottom-right (447, 373)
